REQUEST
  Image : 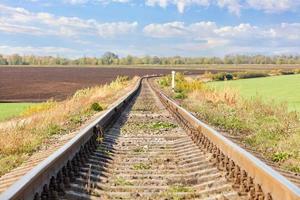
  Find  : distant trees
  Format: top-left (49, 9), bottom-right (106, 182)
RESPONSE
top-left (101, 52), bottom-right (119, 65)
top-left (0, 55), bottom-right (8, 65)
top-left (0, 53), bottom-right (300, 66)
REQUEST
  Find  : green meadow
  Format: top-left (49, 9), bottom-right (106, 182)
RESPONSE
top-left (209, 74), bottom-right (300, 111)
top-left (0, 103), bottom-right (34, 122)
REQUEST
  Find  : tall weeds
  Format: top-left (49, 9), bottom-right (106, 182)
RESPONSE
top-left (0, 76), bottom-right (138, 176)
top-left (158, 74), bottom-right (300, 173)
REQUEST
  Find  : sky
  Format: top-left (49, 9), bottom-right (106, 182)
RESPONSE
top-left (0, 0), bottom-right (300, 58)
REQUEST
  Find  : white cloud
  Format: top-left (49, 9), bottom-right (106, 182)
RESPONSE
top-left (144, 0), bottom-right (241, 14)
top-left (0, 45), bottom-right (79, 57)
top-left (0, 21), bottom-right (45, 35)
top-left (64, 0), bottom-right (130, 5)
top-left (64, 0), bottom-right (90, 4)
top-left (0, 4), bottom-right (137, 38)
top-left (215, 23), bottom-right (258, 37)
top-left (28, 0), bottom-right (300, 14)
top-left (269, 23), bottom-right (300, 40)
top-left (246, 0), bottom-right (300, 13)
top-left (144, 21), bottom-right (218, 38)
top-left (144, 21), bottom-right (300, 41)
top-left (143, 21), bottom-right (187, 37)
top-left (143, 21), bottom-right (300, 55)
top-left (217, 0), bottom-right (241, 15)
top-left (144, 0), bottom-right (300, 14)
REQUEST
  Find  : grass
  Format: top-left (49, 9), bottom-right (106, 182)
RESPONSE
top-left (0, 76), bottom-right (137, 177)
top-left (209, 74), bottom-right (300, 111)
top-left (133, 147), bottom-right (145, 153)
top-left (0, 103), bottom-right (34, 122)
top-left (157, 74), bottom-right (300, 173)
top-left (167, 184), bottom-right (193, 193)
top-left (149, 121), bottom-right (177, 130)
top-left (114, 177), bottom-right (133, 186)
top-left (132, 163), bottom-right (151, 170)
top-left (163, 184), bottom-right (195, 200)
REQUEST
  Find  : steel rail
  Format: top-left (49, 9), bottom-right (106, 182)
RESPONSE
top-left (147, 77), bottom-right (300, 200)
top-left (0, 77), bottom-right (144, 200)
top-left (2, 75), bottom-right (300, 200)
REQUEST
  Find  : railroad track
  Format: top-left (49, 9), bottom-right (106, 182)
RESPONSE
top-left (1, 77), bottom-right (300, 200)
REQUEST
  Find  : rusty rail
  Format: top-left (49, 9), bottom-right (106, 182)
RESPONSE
top-left (0, 77), bottom-right (144, 200)
top-left (147, 77), bottom-right (300, 200)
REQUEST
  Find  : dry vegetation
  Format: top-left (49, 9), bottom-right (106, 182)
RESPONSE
top-left (0, 76), bottom-right (138, 176)
top-left (157, 74), bottom-right (300, 173)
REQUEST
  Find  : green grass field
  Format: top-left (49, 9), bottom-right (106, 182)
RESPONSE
top-left (209, 74), bottom-right (300, 111)
top-left (0, 103), bottom-right (34, 122)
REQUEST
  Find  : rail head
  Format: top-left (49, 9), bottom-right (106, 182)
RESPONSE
top-left (150, 80), bottom-right (300, 200)
top-left (0, 77), bottom-right (143, 200)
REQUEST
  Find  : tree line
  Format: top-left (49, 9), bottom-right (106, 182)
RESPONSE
top-left (1, 52), bottom-right (300, 65)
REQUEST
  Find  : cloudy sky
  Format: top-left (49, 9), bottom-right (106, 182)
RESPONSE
top-left (0, 0), bottom-right (300, 57)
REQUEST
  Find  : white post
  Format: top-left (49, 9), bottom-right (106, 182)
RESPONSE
top-left (171, 71), bottom-right (176, 92)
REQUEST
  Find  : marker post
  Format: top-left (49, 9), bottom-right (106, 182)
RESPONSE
top-left (171, 71), bottom-right (175, 92)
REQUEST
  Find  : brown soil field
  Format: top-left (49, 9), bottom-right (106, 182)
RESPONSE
top-left (0, 66), bottom-right (216, 102)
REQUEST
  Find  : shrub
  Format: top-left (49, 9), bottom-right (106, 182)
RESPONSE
top-left (177, 79), bottom-right (203, 92)
top-left (158, 75), bottom-right (171, 87)
top-left (235, 71), bottom-right (269, 79)
top-left (272, 152), bottom-right (291, 162)
top-left (115, 75), bottom-right (130, 83)
top-left (203, 71), bottom-right (213, 79)
top-left (280, 70), bottom-right (295, 75)
top-left (271, 69), bottom-right (295, 76)
top-left (212, 72), bottom-right (233, 81)
top-left (69, 114), bottom-right (83, 125)
top-left (159, 73), bottom-right (203, 92)
top-left (294, 69), bottom-right (300, 74)
top-left (47, 124), bottom-right (63, 136)
top-left (91, 102), bottom-right (103, 111)
top-left (173, 92), bottom-right (186, 99)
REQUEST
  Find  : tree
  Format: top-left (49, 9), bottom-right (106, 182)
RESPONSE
top-left (102, 52), bottom-right (119, 65)
top-left (0, 55), bottom-right (8, 65)
top-left (8, 54), bottom-right (23, 65)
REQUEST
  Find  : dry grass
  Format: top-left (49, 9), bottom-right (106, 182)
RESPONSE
top-left (157, 75), bottom-right (300, 173)
top-left (0, 76), bottom-right (138, 176)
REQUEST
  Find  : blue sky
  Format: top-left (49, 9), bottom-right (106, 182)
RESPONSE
top-left (0, 0), bottom-right (300, 57)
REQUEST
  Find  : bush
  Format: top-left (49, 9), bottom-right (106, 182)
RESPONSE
top-left (212, 72), bottom-right (233, 81)
top-left (272, 152), bottom-right (291, 162)
top-left (91, 102), bottom-right (103, 111)
top-left (294, 69), bottom-right (300, 74)
top-left (173, 92), bottom-right (186, 99)
top-left (271, 69), bottom-right (295, 76)
top-left (235, 71), bottom-right (269, 79)
top-left (69, 114), bottom-right (82, 125)
top-left (158, 75), bottom-right (171, 87)
top-left (47, 124), bottom-right (63, 136)
top-left (115, 75), bottom-right (130, 83)
top-left (159, 73), bottom-right (203, 92)
top-left (280, 70), bottom-right (295, 75)
top-left (175, 79), bottom-right (203, 93)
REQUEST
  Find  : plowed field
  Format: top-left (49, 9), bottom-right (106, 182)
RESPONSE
top-left (0, 67), bottom-right (208, 102)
